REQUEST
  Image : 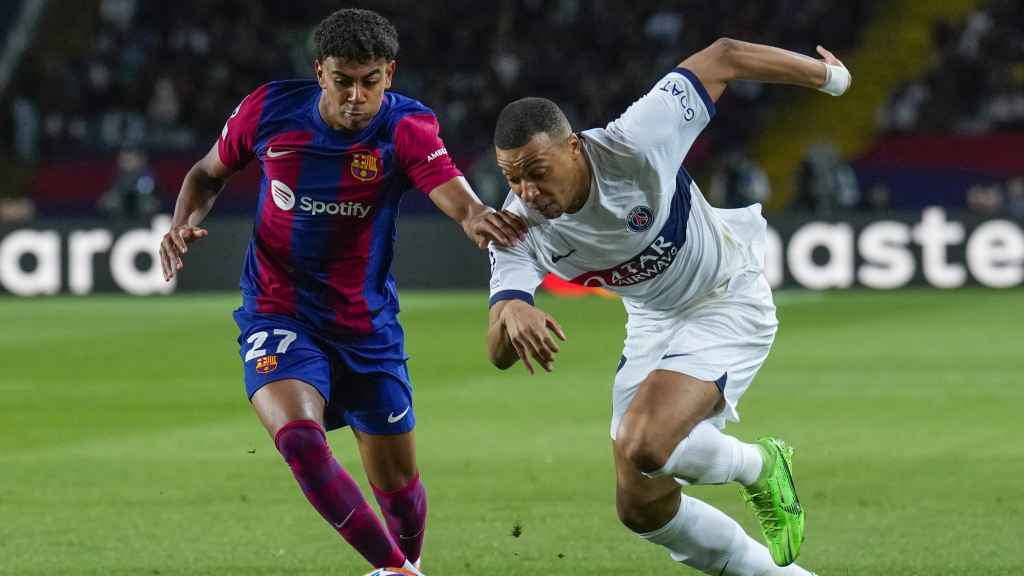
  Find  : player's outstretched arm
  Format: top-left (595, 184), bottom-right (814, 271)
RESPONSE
top-left (680, 38), bottom-right (851, 102)
top-left (488, 299), bottom-right (566, 374)
top-left (160, 143), bottom-right (235, 281)
top-left (429, 176), bottom-right (527, 249)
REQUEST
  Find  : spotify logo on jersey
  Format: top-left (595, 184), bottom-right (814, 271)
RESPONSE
top-left (269, 180), bottom-right (371, 218)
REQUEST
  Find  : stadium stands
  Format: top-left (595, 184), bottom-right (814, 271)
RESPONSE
top-left (10, 1), bottom-right (870, 158)
top-left (1, 0), bottom-right (872, 215)
top-left (858, 0), bottom-right (1024, 212)
top-left (877, 0), bottom-right (1024, 135)
top-left (7, 1), bottom-right (1022, 215)
top-left (0, 2), bottom-right (22, 50)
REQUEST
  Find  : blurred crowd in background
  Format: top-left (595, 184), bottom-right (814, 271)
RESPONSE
top-left (877, 0), bottom-right (1024, 135)
top-left (1, 0), bottom-right (1022, 221)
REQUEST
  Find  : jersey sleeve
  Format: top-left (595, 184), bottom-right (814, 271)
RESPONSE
top-left (488, 196), bottom-right (546, 307)
top-left (394, 112), bottom-right (463, 194)
top-left (604, 67), bottom-right (716, 164)
top-left (488, 241), bottom-right (546, 307)
top-left (217, 84), bottom-right (270, 170)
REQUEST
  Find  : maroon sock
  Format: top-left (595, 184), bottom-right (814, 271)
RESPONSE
top-left (372, 472), bottom-right (427, 565)
top-left (274, 420), bottom-right (406, 569)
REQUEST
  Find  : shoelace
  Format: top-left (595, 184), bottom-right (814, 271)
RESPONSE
top-left (744, 489), bottom-right (783, 536)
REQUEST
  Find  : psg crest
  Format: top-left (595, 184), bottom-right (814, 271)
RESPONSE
top-left (626, 205), bottom-right (654, 232)
top-left (351, 151), bottom-right (380, 182)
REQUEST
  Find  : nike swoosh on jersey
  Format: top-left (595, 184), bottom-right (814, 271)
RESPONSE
top-left (552, 248), bottom-right (576, 263)
top-left (387, 406), bottom-right (411, 424)
top-left (266, 147), bottom-right (294, 158)
top-left (661, 352), bottom-right (692, 360)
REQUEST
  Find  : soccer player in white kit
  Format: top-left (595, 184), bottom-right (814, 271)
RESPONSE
top-left (485, 39), bottom-right (851, 575)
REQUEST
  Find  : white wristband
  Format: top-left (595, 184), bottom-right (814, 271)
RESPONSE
top-left (819, 63), bottom-right (851, 96)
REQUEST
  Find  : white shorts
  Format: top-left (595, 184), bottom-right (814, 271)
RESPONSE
top-left (610, 267), bottom-right (778, 439)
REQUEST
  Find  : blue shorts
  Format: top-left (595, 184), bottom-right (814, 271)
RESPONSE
top-left (233, 309), bottom-right (415, 435)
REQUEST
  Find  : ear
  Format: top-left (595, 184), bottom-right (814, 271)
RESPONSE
top-left (384, 61), bottom-right (396, 89)
top-left (314, 59), bottom-right (326, 88)
top-left (567, 132), bottom-right (581, 156)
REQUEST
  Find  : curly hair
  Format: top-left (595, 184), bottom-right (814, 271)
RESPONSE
top-left (494, 97), bottom-right (572, 149)
top-left (313, 8), bottom-right (399, 63)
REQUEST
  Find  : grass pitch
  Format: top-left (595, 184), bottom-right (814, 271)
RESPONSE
top-left (1, 289), bottom-right (1022, 575)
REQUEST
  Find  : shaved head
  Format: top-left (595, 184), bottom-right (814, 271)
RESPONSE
top-left (494, 97), bottom-right (572, 150)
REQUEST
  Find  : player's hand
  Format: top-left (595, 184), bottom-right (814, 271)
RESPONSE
top-left (816, 45), bottom-right (852, 96)
top-left (159, 224), bottom-right (208, 281)
top-left (499, 301), bottom-right (567, 374)
top-left (816, 45), bottom-right (845, 68)
top-left (468, 208), bottom-right (528, 249)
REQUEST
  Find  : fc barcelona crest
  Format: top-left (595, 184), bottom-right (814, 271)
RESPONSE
top-left (351, 151), bottom-right (379, 182)
top-left (255, 355), bottom-right (278, 374)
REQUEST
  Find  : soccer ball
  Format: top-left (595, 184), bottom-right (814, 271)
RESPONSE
top-left (363, 569), bottom-right (417, 576)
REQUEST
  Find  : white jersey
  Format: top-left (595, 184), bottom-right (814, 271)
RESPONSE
top-left (489, 68), bottom-right (767, 317)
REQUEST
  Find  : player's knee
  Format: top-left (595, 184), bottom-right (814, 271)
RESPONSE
top-left (622, 440), bottom-right (669, 475)
top-left (373, 468), bottom-right (418, 493)
top-left (617, 417), bottom-right (673, 474)
top-left (274, 420), bottom-right (330, 465)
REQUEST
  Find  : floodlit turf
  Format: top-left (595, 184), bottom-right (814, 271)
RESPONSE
top-left (1, 289), bottom-right (1022, 575)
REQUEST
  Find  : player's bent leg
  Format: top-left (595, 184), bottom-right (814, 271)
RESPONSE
top-left (616, 445), bottom-right (814, 576)
top-left (615, 369), bottom-right (723, 475)
top-left (614, 368), bottom-right (805, 566)
top-left (617, 370), bottom-right (765, 486)
top-left (251, 379), bottom-right (408, 570)
top-left (613, 440), bottom-right (689, 533)
top-left (354, 429), bottom-right (427, 568)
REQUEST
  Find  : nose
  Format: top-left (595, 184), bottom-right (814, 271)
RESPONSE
top-left (347, 84), bottom-right (364, 103)
top-left (518, 180), bottom-right (539, 203)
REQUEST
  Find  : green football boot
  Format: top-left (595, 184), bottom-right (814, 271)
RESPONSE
top-left (741, 437), bottom-right (805, 566)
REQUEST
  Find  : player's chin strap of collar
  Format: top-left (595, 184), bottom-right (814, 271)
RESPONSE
top-left (819, 63), bottom-right (851, 97)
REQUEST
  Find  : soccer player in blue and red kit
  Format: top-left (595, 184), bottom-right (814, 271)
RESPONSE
top-left (157, 9), bottom-right (525, 575)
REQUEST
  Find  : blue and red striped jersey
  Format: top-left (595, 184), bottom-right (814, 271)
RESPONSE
top-left (218, 79), bottom-right (461, 337)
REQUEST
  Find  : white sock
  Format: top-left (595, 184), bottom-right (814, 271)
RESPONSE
top-left (402, 559), bottom-right (424, 575)
top-left (647, 421), bottom-right (764, 486)
top-left (639, 494), bottom-right (813, 576)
